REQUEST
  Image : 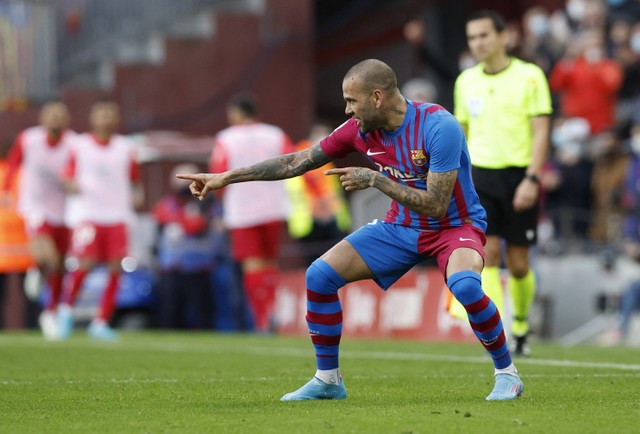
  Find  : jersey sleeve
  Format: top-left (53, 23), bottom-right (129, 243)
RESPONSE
top-left (426, 112), bottom-right (464, 173)
top-left (526, 65), bottom-right (553, 117)
top-left (210, 138), bottom-right (228, 173)
top-left (319, 119), bottom-right (358, 159)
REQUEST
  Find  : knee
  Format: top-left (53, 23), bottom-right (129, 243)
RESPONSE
top-left (509, 263), bottom-right (529, 279)
top-left (305, 259), bottom-right (346, 295)
top-left (447, 270), bottom-right (483, 304)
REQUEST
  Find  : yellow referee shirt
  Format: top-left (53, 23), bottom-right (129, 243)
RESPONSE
top-left (454, 57), bottom-right (552, 169)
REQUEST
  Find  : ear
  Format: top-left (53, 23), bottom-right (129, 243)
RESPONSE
top-left (372, 89), bottom-right (383, 109)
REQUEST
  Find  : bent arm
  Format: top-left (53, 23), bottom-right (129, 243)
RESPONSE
top-left (327, 166), bottom-right (456, 219)
top-left (372, 169), bottom-right (456, 219)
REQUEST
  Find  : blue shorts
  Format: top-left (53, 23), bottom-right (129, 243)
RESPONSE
top-left (345, 220), bottom-right (485, 290)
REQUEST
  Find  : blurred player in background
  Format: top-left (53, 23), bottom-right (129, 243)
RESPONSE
top-left (180, 59), bottom-right (523, 402)
top-left (57, 100), bottom-right (143, 341)
top-left (453, 10), bottom-right (552, 356)
top-left (2, 101), bottom-right (74, 340)
top-left (209, 94), bottom-right (293, 333)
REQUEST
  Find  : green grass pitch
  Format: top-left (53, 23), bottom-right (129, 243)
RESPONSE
top-left (1, 331), bottom-right (638, 433)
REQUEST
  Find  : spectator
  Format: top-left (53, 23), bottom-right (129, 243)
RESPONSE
top-left (403, 18), bottom-right (460, 110)
top-left (543, 117), bottom-right (594, 241)
top-left (2, 101), bottom-right (74, 339)
top-left (209, 94), bottom-right (293, 333)
top-left (520, 6), bottom-right (565, 75)
top-left (57, 100), bottom-right (143, 341)
top-left (589, 130), bottom-right (630, 243)
top-left (453, 10), bottom-right (552, 356)
top-left (549, 28), bottom-right (624, 135)
top-left (152, 163), bottom-right (219, 329)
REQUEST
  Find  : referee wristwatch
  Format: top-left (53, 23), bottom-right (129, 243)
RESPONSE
top-left (525, 173), bottom-right (540, 184)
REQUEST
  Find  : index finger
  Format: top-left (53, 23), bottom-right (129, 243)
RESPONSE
top-left (176, 174), bottom-right (199, 181)
top-left (324, 168), bottom-right (347, 176)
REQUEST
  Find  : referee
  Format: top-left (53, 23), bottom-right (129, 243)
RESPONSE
top-left (453, 10), bottom-right (552, 356)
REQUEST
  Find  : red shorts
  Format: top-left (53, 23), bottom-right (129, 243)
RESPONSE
top-left (229, 221), bottom-right (283, 261)
top-left (70, 222), bottom-right (128, 262)
top-left (417, 224), bottom-right (486, 276)
top-left (29, 222), bottom-right (71, 255)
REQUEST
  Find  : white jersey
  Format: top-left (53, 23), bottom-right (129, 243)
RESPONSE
top-left (15, 126), bottom-right (74, 227)
top-left (213, 123), bottom-right (291, 229)
top-left (66, 133), bottom-right (137, 225)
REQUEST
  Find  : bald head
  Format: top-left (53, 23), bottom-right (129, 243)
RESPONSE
top-left (343, 59), bottom-right (398, 94)
top-left (342, 59), bottom-right (406, 134)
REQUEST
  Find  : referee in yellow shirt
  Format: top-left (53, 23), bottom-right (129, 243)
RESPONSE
top-left (453, 10), bottom-right (552, 356)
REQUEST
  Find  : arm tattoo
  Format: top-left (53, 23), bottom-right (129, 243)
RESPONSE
top-left (371, 169), bottom-right (457, 218)
top-left (225, 144), bottom-right (332, 184)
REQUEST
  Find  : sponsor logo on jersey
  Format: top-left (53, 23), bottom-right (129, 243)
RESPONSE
top-left (373, 162), bottom-right (427, 182)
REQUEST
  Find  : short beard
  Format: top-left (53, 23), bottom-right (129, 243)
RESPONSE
top-left (359, 113), bottom-right (385, 134)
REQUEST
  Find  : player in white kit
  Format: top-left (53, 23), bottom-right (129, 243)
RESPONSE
top-left (57, 100), bottom-right (143, 341)
top-left (3, 102), bottom-right (74, 340)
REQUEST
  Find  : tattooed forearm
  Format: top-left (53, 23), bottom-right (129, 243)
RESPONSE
top-left (371, 170), bottom-right (457, 219)
top-left (225, 144), bottom-right (332, 184)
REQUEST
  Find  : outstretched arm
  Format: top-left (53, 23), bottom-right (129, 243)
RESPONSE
top-left (177, 143), bottom-right (333, 200)
top-left (325, 166), bottom-right (456, 219)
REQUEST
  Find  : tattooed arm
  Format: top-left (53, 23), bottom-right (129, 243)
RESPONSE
top-left (177, 144), bottom-right (332, 199)
top-left (325, 166), bottom-right (456, 219)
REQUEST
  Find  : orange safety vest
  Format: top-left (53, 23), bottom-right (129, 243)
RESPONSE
top-left (0, 161), bottom-right (34, 272)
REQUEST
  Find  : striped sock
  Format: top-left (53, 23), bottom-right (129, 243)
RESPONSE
top-left (305, 259), bottom-right (346, 370)
top-left (447, 270), bottom-right (512, 369)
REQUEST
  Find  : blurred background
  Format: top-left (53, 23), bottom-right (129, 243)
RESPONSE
top-left (1, 0), bottom-right (639, 347)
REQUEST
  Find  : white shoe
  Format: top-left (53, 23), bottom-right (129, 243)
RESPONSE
top-left (38, 310), bottom-right (60, 341)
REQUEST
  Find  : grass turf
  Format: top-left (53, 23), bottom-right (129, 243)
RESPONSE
top-left (0, 331), bottom-right (638, 433)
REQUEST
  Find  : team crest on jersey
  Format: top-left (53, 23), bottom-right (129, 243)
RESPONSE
top-left (410, 149), bottom-right (427, 166)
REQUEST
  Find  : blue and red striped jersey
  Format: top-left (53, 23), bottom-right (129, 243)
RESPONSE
top-left (320, 101), bottom-right (487, 231)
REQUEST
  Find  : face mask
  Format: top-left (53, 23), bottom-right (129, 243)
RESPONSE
top-left (528, 15), bottom-right (549, 37)
top-left (631, 34), bottom-right (640, 54)
top-left (567, 0), bottom-right (586, 21)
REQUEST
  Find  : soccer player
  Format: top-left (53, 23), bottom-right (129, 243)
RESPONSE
top-left (2, 101), bottom-right (74, 340)
top-left (453, 10), bottom-right (552, 356)
top-left (178, 59), bottom-right (523, 401)
top-left (210, 94), bottom-right (293, 333)
top-left (57, 100), bottom-right (143, 341)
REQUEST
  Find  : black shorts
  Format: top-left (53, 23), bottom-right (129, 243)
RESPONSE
top-left (472, 166), bottom-right (538, 246)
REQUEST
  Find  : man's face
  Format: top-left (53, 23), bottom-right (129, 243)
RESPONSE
top-left (40, 102), bottom-right (70, 134)
top-left (342, 76), bottom-right (384, 134)
top-left (466, 18), bottom-right (506, 63)
top-left (90, 103), bottom-right (120, 132)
